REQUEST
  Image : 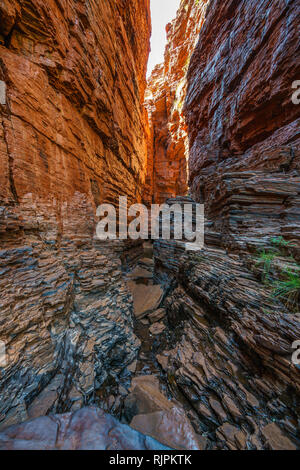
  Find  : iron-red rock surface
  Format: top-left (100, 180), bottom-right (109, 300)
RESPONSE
top-left (0, 0), bottom-right (151, 429)
top-left (153, 195), bottom-right (300, 450)
top-left (185, 0), bottom-right (300, 204)
top-left (149, 0), bottom-right (300, 450)
top-left (145, 0), bottom-right (209, 204)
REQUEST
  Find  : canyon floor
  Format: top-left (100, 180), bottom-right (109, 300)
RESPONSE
top-left (1, 232), bottom-right (299, 450)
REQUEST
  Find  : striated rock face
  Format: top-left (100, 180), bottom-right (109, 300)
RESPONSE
top-left (0, 406), bottom-right (171, 450)
top-left (145, 0), bottom-right (209, 204)
top-left (185, 0), bottom-right (300, 201)
top-left (153, 196), bottom-right (300, 450)
top-left (124, 374), bottom-right (205, 450)
top-left (149, 0), bottom-right (300, 451)
top-left (0, 0), bottom-right (151, 429)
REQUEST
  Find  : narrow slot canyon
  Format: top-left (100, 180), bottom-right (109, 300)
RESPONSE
top-left (0, 0), bottom-right (300, 451)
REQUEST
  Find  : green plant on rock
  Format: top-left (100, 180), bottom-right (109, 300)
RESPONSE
top-left (262, 308), bottom-right (273, 316)
top-left (272, 269), bottom-right (300, 311)
top-left (270, 236), bottom-right (296, 248)
top-left (255, 250), bottom-right (277, 281)
top-left (254, 237), bottom-right (300, 312)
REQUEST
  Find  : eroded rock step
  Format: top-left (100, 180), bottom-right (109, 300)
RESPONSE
top-left (148, 193), bottom-right (300, 450)
top-left (123, 242), bottom-right (207, 450)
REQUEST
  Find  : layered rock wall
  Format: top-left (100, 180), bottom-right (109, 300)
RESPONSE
top-left (145, 0), bottom-right (209, 204)
top-left (0, 0), bottom-right (151, 429)
top-left (151, 0), bottom-right (300, 450)
top-left (185, 0), bottom-right (300, 204)
top-left (154, 193), bottom-right (300, 449)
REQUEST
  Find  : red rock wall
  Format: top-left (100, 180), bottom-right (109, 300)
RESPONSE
top-left (0, 0), bottom-right (151, 209)
top-left (0, 0), bottom-right (150, 428)
top-left (151, 0), bottom-right (300, 450)
top-left (185, 0), bottom-right (300, 207)
top-left (145, 0), bottom-right (209, 204)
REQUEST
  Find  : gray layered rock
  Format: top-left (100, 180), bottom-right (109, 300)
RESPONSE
top-left (0, 238), bottom-right (141, 429)
top-left (152, 193), bottom-right (300, 450)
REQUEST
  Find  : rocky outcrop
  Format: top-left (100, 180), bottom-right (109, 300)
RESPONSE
top-left (131, 406), bottom-right (205, 451)
top-left (145, 0), bottom-right (209, 204)
top-left (123, 372), bottom-right (205, 449)
top-left (0, 406), bottom-right (171, 450)
top-left (0, 0), bottom-right (151, 429)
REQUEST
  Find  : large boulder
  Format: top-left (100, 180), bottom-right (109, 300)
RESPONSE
top-left (123, 375), bottom-right (206, 450)
top-left (0, 407), bottom-right (171, 450)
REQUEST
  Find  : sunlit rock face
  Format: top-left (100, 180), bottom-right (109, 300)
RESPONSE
top-left (0, 0), bottom-right (151, 429)
top-left (185, 0), bottom-right (300, 205)
top-left (145, 0), bottom-right (209, 205)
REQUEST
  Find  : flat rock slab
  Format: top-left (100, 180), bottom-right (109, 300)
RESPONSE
top-left (130, 374), bottom-right (160, 391)
top-left (148, 308), bottom-right (166, 323)
top-left (124, 375), bottom-right (173, 422)
top-left (127, 267), bottom-right (153, 280)
top-left (0, 407), bottom-right (171, 450)
top-left (149, 322), bottom-right (166, 335)
top-left (129, 283), bottom-right (164, 318)
top-left (261, 423), bottom-right (297, 450)
top-left (156, 354), bottom-right (169, 370)
top-left (27, 374), bottom-right (64, 420)
top-left (131, 406), bottom-right (207, 450)
top-left (138, 258), bottom-right (154, 267)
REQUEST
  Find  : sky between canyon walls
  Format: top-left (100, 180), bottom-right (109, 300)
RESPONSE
top-left (147, 0), bottom-right (181, 77)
